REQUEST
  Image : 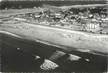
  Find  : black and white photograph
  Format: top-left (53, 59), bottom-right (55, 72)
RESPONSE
top-left (0, 0), bottom-right (108, 72)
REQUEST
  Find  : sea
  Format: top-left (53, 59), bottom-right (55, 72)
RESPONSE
top-left (0, 1), bottom-right (108, 72)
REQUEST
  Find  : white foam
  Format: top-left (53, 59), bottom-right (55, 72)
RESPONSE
top-left (0, 30), bottom-right (21, 38)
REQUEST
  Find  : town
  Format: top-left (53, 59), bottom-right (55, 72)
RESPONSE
top-left (11, 4), bottom-right (108, 34)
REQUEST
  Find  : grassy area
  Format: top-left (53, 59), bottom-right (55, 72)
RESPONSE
top-left (0, 8), bottom-right (44, 17)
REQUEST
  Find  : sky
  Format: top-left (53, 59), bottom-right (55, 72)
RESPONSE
top-left (1, 0), bottom-right (106, 1)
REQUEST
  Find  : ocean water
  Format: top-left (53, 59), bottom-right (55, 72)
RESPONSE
top-left (1, 34), bottom-right (107, 72)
